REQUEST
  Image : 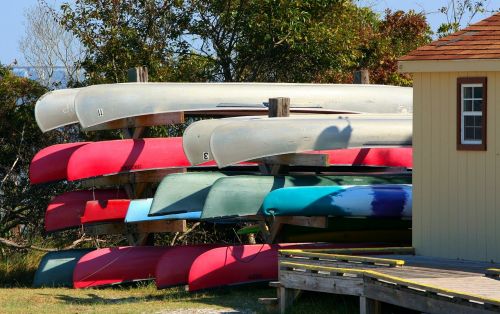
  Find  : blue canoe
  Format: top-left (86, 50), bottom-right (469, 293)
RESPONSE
top-left (262, 184), bottom-right (412, 217)
top-left (125, 198), bottom-right (202, 223)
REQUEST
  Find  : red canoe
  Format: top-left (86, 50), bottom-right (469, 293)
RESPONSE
top-left (30, 142), bottom-right (90, 184)
top-left (155, 244), bottom-right (222, 289)
top-left (66, 138), bottom-right (192, 181)
top-left (45, 190), bottom-right (126, 232)
top-left (188, 243), bottom-right (376, 291)
top-left (322, 147), bottom-right (412, 168)
top-left (31, 140), bottom-right (412, 184)
top-left (80, 199), bottom-right (131, 225)
top-left (73, 246), bottom-right (173, 288)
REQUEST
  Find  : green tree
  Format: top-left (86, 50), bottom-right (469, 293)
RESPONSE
top-left (58, 0), bottom-right (431, 85)
top-left (184, 0), bottom-right (378, 82)
top-left (59, 0), bottom-right (192, 84)
top-left (0, 65), bottom-right (69, 240)
top-left (358, 10), bottom-right (432, 86)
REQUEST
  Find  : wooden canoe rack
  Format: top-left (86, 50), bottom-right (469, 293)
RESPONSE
top-left (84, 220), bottom-right (187, 241)
top-left (259, 216), bottom-right (328, 244)
top-left (80, 168), bottom-right (186, 189)
top-left (251, 97), bottom-right (330, 243)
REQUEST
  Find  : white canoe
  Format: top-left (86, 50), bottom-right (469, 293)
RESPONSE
top-left (183, 116), bottom-right (265, 165)
top-left (183, 114), bottom-right (412, 166)
top-left (74, 83), bottom-right (412, 130)
top-left (35, 88), bottom-right (81, 132)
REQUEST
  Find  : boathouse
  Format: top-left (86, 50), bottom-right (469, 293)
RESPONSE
top-left (399, 13), bottom-right (500, 262)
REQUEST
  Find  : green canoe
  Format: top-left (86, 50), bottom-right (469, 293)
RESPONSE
top-left (201, 174), bottom-right (412, 219)
top-left (33, 249), bottom-right (93, 287)
top-left (149, 172), bottom-right (229, 216)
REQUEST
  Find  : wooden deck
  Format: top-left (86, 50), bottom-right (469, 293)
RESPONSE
top-left (269, 248), bottom-right (500, 314)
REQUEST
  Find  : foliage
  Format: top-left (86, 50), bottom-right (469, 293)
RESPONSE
top-left (59, 0), bottom-right (191, 84)
top-left (57, 0), bottom-right (431, 85)
top-left (360, 10), bottom-right (432, 86)
top-left (0, 1), bottom-right (433, 252)
top-left (0, 65), bottom-right (71, 240)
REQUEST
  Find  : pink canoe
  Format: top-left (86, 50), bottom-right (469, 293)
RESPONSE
top-left (73, 246), bottom-right (172, 288)
top-left (30, 142), bottom-right (90, 184)
top-left (188, 243), bottom-right (376, 291)
top-left (66, 138), bottom-right (192, 181)
top-left (80, 199), bottom-right (131, 225)
top-left (45, 190), bottom-right (126, 232)
top-left (31, 139), bottom-right (412, 185)
top-left (155, 244), bottom-right (222, 289)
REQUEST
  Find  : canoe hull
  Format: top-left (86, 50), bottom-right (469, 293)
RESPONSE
top-left (73, 246), bottom-right (171, 288)
top-left (81, 199), bottom-right (131, 224)
top-left (201, 174), bottom-right (412, 219)
top-left (35, 88), bottom-right (81, 132)
top-left (262, 185), bottom-right (412, 217)
top-left (125, 198), bottom-right (202, 223)
top-left (188, 243), bottom-right (385, 291)
top-left (155, 244), bottom-right (221, 289)
top-left (75, 83), bottom-right (412, 130)
top-left (149, 172), bottom-right (229, 216)
top-left (45, 190), bottom-right (127, 232)
top-left (33, 249), bottom-right (93, 288)
top-left (30, 142), bottom-right (89, 184)
top-left (208, 116), bottom-right (412, 167)
top-left (67, 137), bottom-right (190, 181)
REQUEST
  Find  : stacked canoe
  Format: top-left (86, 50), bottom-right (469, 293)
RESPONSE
top-left (30, 83), bottom-right (413, 289)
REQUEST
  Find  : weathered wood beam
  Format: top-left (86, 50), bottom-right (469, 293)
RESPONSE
top-left (263, 216), bottom-right (327, 244)
top-left (253, 153), bottom-right (329, 167)
top-left (84, 223), bottom-right (126, 236)
top-left (80, 168), bottom-right (186, 188)
top-left (129, 220), bottom-right (187, 234)
top-left (84, 220), bottom-right (187, 237)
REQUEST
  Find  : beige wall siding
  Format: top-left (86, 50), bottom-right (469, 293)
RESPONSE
top-left (414, 71), bottom-right (500, 262)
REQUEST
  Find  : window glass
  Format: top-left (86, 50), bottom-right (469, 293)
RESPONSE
top-left (461, 83), bottom-right (483, 145)
top-left (473, 86), bottom-right (483, 98)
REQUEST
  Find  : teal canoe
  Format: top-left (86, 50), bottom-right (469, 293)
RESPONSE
top-left (149, 172), bottom-right (229, 216)
top-left (33, 249), bottom-right (93, 287)
top-left (201, 174), bottom-right (412, 219)
top-left (262, 185), bottom-right (412, 217)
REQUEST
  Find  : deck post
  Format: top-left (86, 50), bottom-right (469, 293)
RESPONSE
top-left (279, 286), bottom-right (298, 314)
top-left (360, 296), bottom-right (381, 314)
top-left (353, 69), bottom-right (370, 84)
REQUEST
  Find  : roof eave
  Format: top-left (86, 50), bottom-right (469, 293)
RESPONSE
top-left (398, 59), bottom-right (500, 73)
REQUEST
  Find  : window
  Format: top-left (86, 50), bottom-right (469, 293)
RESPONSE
top-left (457, 77), bottom-right (487, 150)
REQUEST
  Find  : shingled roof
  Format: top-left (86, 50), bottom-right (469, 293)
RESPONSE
top-left (400, 12), bottom-right (500, 61)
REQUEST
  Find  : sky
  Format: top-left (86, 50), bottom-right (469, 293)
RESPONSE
top-left (0, 0), bottom-right (498, 65)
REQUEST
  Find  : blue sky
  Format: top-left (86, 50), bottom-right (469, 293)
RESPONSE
top-left (0, 0), bottom-right (498, 65)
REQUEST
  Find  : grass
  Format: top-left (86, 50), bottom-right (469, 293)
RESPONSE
top-left (0, 250), bottom-right (358, 314)
top-left (0, 283), bottom-right (358, 314)
top-left (0, 250), bottom-right (45, 287)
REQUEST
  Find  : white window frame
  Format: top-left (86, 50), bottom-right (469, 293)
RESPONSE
top-left (461, 83), bottom-right (483, 145)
